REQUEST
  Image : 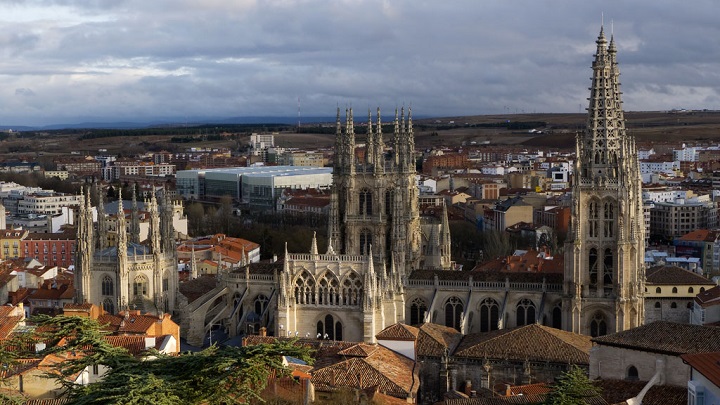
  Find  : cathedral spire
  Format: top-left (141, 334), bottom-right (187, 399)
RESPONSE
top-left (335, 107), bottom-right (344, 170)
top-left (117, 189), bottom-right (127, 259)
top-left (130, 185), bottom-right (140, 244)
top-left (96, 185), bottom-right (107, 250)
top-left (310, 231), bottom-right (319, 256)
top-left (375, 107), bottom-right (384, 172)
top-left (366, 109), bottom-right (374, 166)
top-left (393, 108), bottom-right (401, 167)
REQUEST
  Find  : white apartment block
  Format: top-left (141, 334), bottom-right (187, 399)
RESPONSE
top-left (102, 162), bottom-right (175, 180)
top-left (17, 193), bottom-right (82, 216)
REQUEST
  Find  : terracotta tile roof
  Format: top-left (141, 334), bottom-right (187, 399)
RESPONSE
top-left (0, 315), bottom-right (23, 340)
top-left (63, 303), bottom-right (93, 311)
top-left (505, 383), bottom-right (551, 396)
top-left (0, 358), bottom-right (41, 379)
top-left (645, 265), bottom-right (715, 285)
top-left (678, 229), bottom-right (720, 242)
top-left (591, 321), bottom-right (720, 355)
top-left (104, 335), bottom-right (150, 356)
top-left (681, 351), bottom-right (720, 388)
top-left (694, 285), bottom-right (720, 308)
top-left (594, 379), bottom-right (687, 405)
top-left (338, 343), bottom-right (378, 357)
top-left (311, 344), bottom-right (417, 399)
top-left (417, 323), bottom-right (463, 358)
top-left (454, 324), bottom-right (591, 365)
top-left (376, 323), bottom-right (419, 341)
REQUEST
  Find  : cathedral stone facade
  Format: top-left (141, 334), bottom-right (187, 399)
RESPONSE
top-left (177, 27), bottom-right (645, 347)
top-left (563, 27), bottom-right (645, 336)
top-left (74, 188), bottom-right (179, 315)
top-left (278, 107), bottom-right (453, 343)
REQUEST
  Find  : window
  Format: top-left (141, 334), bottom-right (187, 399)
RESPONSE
top-left (103, 297), bottom-right (115, 314)
top-left (656, 287), bottom-right (662, 294)
top-left (101, 275), bottom-right (114, 296)
top-left (590, 313), bottom-right (607, 337)
top-left (516, 299), bottom-right (536, 326)
top-left (316, 314), bottom-right (342, 341)
top-left (410, 298), bottom-right (427, 326)
top-left (359, 229), bottom-right (373, 256)
top-left (133, 275), bottom-right (148, 297)
top-left (654, 301), bottom-right (661, 309)
top-left (672, 287), bottom-right (678, 294)
top-left (588, 201), bottom-right (599, 238)
top-left (318, 273), bottom-right (339, 305)
top-left (342, 272), bottom-right (363, 306)
top-left (480, 298), bottom-right (500, 332)
top-left (254, 294), bottom-right (269, 316)
top-left (626, 366), bottom-right (639, 381)
top-left (671, 302), bottom-right (677, 309)
top-left (444, 297), bottom-right (463, 331)
top-left (294, 271), bottom-right (316, 305)
top-left (589, 249), bottom-right (598, 288)
top-left (359, 189), bottom-right (372, 215)
top-left (604, 201), bottom-right (615, 238)
top-left (552, 302), bottom-right (562, 329)
top-left (689, 287), bottom-right (694, 294)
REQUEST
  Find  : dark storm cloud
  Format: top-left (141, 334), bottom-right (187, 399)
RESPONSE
top-left (0, 0), bottom-right (718, 126)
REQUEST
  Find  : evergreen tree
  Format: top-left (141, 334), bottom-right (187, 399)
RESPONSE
top-left (543, 366), bottom-right (601, 405)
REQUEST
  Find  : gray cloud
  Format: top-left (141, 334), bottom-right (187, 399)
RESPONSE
top-left (0, 0), bottom-right (719, 126)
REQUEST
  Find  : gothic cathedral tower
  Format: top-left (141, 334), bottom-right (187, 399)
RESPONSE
top-left (563, 27), bottom-right (645, 337)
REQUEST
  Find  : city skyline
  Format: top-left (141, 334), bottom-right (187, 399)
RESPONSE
top-left (1, 1), bottom-right (719, 126)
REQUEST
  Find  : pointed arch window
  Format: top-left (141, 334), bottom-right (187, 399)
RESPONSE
top-left (359, 189), bottom-right (373, 215)
top-left (589, 201), bottom-right (599, 238)
top-left (318, 273), bottom-right (340, 305)
top-left (101, 275), bottom-right (114, 296)
top-left (552, 302), bottom-right (562, 329)
top-left (480, 298), bottom-right (499, 332)
top-left (444, 296), bottom-right (463, 331)
top-left (410, 297), bottom-right (427, 326)
top-left (254, 294), bottom-right (269, 316)
top-left (589, 248), bottom-right (599, 288)
top-left (385, 190), bottom-right (394, 218)
top-left (604, 201), bottom-right (615, 238)
top-left (294, 271), bottom-right (316, 305)
top-left (317, 314), bottom-right (341, 341)
top-left (133, 275), bottom-right (148, 297)
top-left (342, 272), bottom-right (363, 306)
top-left (627, 366), bottom-right (639, 381)
top-left (103, 298), bottom-right (115, 315)
top-left (516, 298), bottom-right (536, 326)
top-left (590, 313), bottom-right (607, 337)
top-left (359, 229), bottom-right (373, 256)
top-left (603, 249), bottom-right (614, 295)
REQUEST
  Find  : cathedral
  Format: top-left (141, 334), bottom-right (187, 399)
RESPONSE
top-left (562, 27), bottom-right (645, 336)
top-left (74, 188), bottom-right (179, 315)
top-left (174, 27), bottom-right (645, 346)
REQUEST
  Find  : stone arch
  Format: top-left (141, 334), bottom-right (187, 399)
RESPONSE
top-left (341, 271), bottom-right (363, 306)
top-left (317, 272), bottom-right (340, 305)
top-left (655, 287), bottom-right (661, 293)
top-left (672, 287), bottom-right (678, 294)
top-left (294, 270), bottom-right (316, 305)
top-left (627, 365), bottom-right (639, 381)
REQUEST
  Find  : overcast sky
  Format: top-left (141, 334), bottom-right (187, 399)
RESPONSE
top-left (1, 1), bottom-right (719, 126)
